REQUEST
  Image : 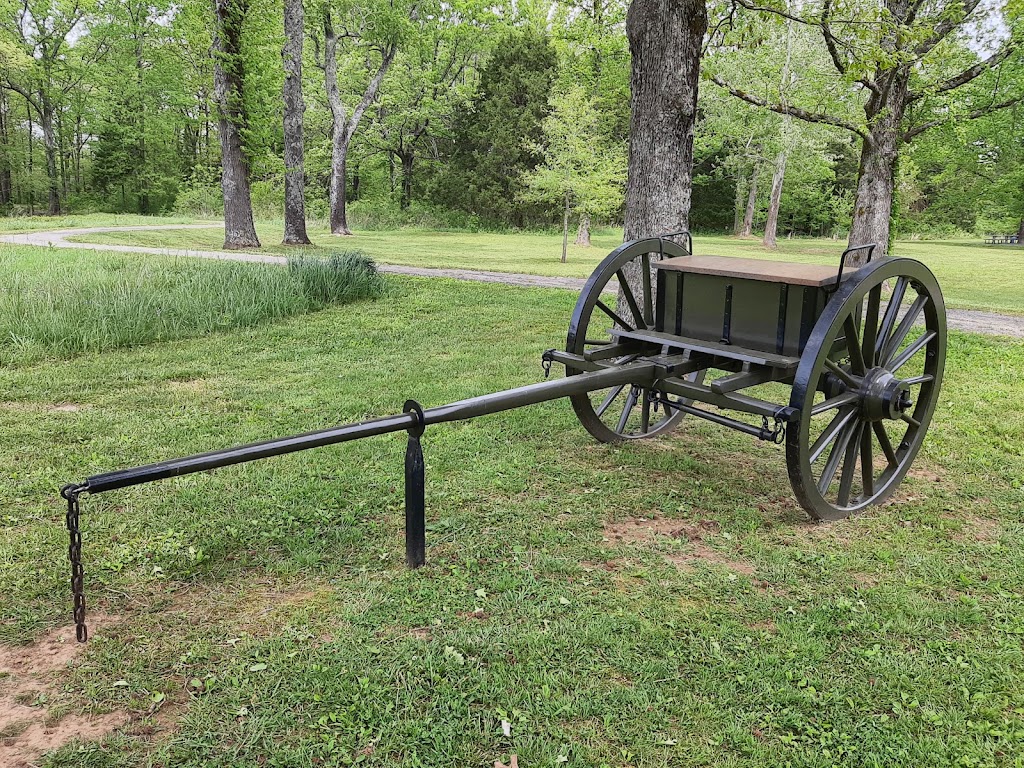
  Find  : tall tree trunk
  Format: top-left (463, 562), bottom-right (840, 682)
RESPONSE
top-left (26, 96), bottom-right (34, 213)
top-left (282, 0), bottom-right (311, 244)
top-left (561, 190), bottom-right (570, 263)
top-left (323, 7), bottom-right (396, 235)
top-left (762, 149), bottom-right (787, 248)
top-left (741, 165), bottom-right (758, 236)
top-left (39, 99), bottom-right (60, 215)
top-left (400, 151), bottom-right (414, 210)
top-left (622, 0), bottom-right (706, 242)
top-left (1016, 219), bottom-right (1023, 244)
top-left (621, 0), bottom-right (706, 307)
top-left (575, 214), bottom-right (591, 246)
top-left (0, 90), bottom-right (11, 208)
top-left (847, 68), bottom-right (910, 263)
top-left (213, 0), bottom-right (261, 249)
top-left (136, 36), bottom-right (150, 215)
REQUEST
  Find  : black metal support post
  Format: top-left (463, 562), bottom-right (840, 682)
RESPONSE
top-left (403, 400), bottom-right (426, 569)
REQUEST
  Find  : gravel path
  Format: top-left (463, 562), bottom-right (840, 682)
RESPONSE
top-left (4, 224), bottom-right (1023, 339)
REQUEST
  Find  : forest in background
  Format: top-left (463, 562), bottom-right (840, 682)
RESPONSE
top-left (0, 0), bottom-right (1021, 245)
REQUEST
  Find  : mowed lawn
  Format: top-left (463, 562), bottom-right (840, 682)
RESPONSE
top-left (70, 221), bottom-right (1024, 316)
top-left (1, 244), bottom-right (1023, 766)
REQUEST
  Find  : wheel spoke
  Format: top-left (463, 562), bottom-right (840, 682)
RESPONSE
top-left (888, 330), bottom-right (936, 374)
top-left (818, 420), bottom-right (858, 493)
top-left (860, 425), bottom-right (875, 498)
top-left (596, 385), bottom-right (625, 417)
top-left (615, 270), bottom-right (647, 330)
top-left (844, 315), bottom-right (866, 374)
top-left (875, 278), bottom-right (907, 360)
top-left (640, 391), bottom-right (651, 433)
top-left (873, 422), bottom-right (898, 467)
top-left (881, 294), bottom-right (928, 365)
top-left (862, 285), bottom-right (881, 368)
top-left (836, 422), bottom-right (864, 507)
top-left (641, 254), bottom-right (654, 327)
top-left (902, 374), bottom-right (934, 386)
top-left (616, 387), bottom-right (638, 433)
top-left (596, 299), bottom-right (634, 332)
top-left (823, 358), bottom-right (860, 389)
top-left (810, 407), bottom-right (857, 464)
top-left (900, 412), bottom-right (921, 428)
top-left (811, 391), bottom-right (859, 416)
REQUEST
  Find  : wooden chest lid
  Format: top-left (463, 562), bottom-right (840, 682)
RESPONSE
top-left (654, 254), bottom-right (847, 287)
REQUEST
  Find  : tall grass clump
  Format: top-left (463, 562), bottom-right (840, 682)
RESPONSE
top-left (0, 249), bottom-right (383, 364)
top-left (287, 252), bottom-right (385, 305)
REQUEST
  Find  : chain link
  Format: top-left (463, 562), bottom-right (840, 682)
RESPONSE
top-left (61, 484), bottom-right (87, 643)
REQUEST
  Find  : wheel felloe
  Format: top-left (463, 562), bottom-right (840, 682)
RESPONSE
top-left (787, 258), bottom-right (946, 521)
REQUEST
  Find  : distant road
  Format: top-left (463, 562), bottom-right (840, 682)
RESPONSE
top-left (3, 224), bottom-right (1022, 339)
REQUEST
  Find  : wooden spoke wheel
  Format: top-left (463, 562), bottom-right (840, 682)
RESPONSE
top-left (567, 238), bottom-right (705, 443)
top-left (787, 258), bottom-right (946, 521)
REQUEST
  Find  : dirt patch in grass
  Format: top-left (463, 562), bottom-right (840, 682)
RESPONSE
top-left (0, 401), bottom-right (87, 414)
top-left (604, 516), bottom-right (755, 576)
top-left (0, 614), bottom-right (126, 768)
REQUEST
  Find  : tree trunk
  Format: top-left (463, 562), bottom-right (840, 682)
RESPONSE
top-left (847, 69), bottom-right (910, 263)
top-left (1017, 219), bottom-right (1023, 244)
top-left (39, 100), bottom-right (60, 215)
top-left (622, 0), bottom-right (706, 242)
top-left (323, 7), bottom-right (396, 235)
top-left (621, 0), bottom-right (706, 308)
top-left (0, 91), bottom-right (11, 208)
top-left (741, 166), bottom-right (758, 236)
top-left (26, 96), bottom-right (34, 213)
top-left (282, 0), bottom-right (311, 245)
top-left (574, 214), bottom-right (591, 246)
top-left (213, 0), bottom-right (261, 249)
top-left (400, 151), bottom-right (413, 210)
top-left (561, 190), bottom-right (570, 263)
top-left (762, 149), bottom-right (786, 248)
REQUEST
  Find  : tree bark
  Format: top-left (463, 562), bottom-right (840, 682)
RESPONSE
top-left (323, 7), bottom-right (396, 235)
top-left (561, 190), bottom-right (570, 263)
top-left (399, 151), bottom-right (414, 210)
top-left (741, 166), bottom-right (758, 236)
top-left (0, 90), bottom-right (11, 208)
top-left (762, 150), bottom-right (786, 248)
top-left (622, 0), bottom-right (707, 242)
top-left (621, 0), bottom-right (706, 308)
top-left (39, 100), bottom-right (60, 215)
top-left (213, 0), bottom-right (261, 249)
top-left (1016, 219), bottom-right (1023, 244)
top-left (282, 0), bottom-right (311, 245)
top-left (575, 214), bottom-right (591, 246)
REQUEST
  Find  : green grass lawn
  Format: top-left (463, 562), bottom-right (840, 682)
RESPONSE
top-left (69, 223), bottom-right (1024, 316)
top-left (2, 251), bottom-right (1023, 765)
top-left (0, 212), bottom-right (209, 234)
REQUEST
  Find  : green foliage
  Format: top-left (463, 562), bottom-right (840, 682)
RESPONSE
top-left (521, 85), bottom-right (626, 226)
top-left (433, 27), bottom-right (559, 226)
top-left (0, 246), bottom-right (382, 363)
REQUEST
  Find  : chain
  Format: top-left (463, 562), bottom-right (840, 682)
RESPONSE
top-left (541, 349), bottom-right (555, 379)
top-left (60, 484), bottom-right (88, 643)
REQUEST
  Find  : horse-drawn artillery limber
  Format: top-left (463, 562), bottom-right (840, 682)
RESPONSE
top-left (60, 234), bottom-right (946, 641)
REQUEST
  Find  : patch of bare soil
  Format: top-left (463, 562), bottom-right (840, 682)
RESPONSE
top-left (604, 516), bottom-right (755, 576)
top-left (0, 401), bottom-right (86, 414)
top-left (0, 614), bottom-right (126, 768)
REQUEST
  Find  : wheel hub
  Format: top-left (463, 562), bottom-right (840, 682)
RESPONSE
top-left (860, 367), bottom-right (912, 422)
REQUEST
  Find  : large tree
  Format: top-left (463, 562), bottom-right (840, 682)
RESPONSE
top-left (623, 0), bottom-right (708, 241)
top-left (213, 0), bottom-right (260, 248)
top-left (712, 0), bottom-right (1024, 261)
top-left (282, 0), bottom-right (311, 244)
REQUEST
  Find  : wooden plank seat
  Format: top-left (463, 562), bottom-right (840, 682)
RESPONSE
top-left (608, 327), bottom-right (800, 371)
top-left (654, 254), bottom-right (848, 287)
